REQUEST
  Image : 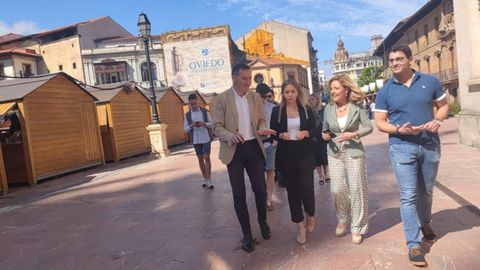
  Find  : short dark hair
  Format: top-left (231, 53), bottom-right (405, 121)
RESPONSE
top-left (388, 44), bottom-right (412, 58)
top-left (255, 83), bottom-right (271, 96)
top-left (188, 93), bottom-right (197, 101)
top-left (231, 63), bottom-right (250, 76)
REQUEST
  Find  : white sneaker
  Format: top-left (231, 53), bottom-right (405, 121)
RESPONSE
top-left (202, 180), bottom-right (208, 188)
top-left (206, 180), bottom-right (214, 189)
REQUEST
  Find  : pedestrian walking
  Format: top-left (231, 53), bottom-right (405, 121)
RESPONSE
top-left (270, 79), bottom-right (316, 244)
top-left (184, 94), bottom-right (214, 189)
top-left (308, 94), bottom-right (330, 185)
top-left (322, 74), bottom-right (373, 245)
top-left (211, 63), bottom-right (276, 253)
top-left (256, 83), bottom-right (277, 211)
top-left (374, 44), bottom-right (448, 267)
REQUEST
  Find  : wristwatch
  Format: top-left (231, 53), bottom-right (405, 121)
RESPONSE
top-left (433, 117), bottom-right (443, 126)
top-left (395, 126), bottom-right (400, 135)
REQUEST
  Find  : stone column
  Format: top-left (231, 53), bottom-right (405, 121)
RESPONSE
top-left (146, 124), bottom-right (170, 158)
top-left (454, 0), bottom-right (480, 148)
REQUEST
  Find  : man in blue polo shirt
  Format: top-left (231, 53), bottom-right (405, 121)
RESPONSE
top-left (374, 45), bottom-right (448, 267)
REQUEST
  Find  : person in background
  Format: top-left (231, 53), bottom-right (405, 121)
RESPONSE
top-left (308, 94), bottom-right (330, 185)
top-left (184, 94), bottom-right (214, 189)
top-left (266, 88), bottom-right (278, 105)
top-left (270, 79), bottom-right (316, 245)
top-left (322, 74), bottom-right (373, 245)
top-left (256, 83), bottom-right (277, 211)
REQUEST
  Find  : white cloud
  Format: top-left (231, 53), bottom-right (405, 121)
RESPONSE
top-left (0, 20), bottom-right (44, 36)
top-left (217, 0), bottom-right (428, 38)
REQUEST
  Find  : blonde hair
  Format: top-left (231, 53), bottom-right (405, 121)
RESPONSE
top-left (328, 74), bottom-right (365, 104)
top-left (277, 79), bottom-right (308, 122)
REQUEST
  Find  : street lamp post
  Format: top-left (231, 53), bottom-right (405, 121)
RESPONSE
top-left (138, 12), bottom-right (170, 158)
top-left (138, 12), bottom-right (160, 124)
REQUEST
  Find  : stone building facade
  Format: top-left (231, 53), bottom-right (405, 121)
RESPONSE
top-left (82, 25), bottom-right (243, 94)
top-left (453, 0), bottom-right (480, 148)
top-left (332, 35), bottom-right (384, 86)
top-left (374, 0), bottom-right (458, 104)
top-left (161, 25), bottom-right (243, 93)
top-left (0, 17), bottom-right (132, 82)
top-left (248, 56), bottom-right (309, 101)
top-left (82, 36), bottom-right (166, 89)
top-left (236, 20), bottom-right (320, 93)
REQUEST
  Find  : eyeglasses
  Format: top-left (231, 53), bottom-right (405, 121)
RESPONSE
top-left (388, 57), bottom-right (407, 65)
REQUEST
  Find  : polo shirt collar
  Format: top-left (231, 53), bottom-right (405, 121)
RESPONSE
top-left (392, 69), bottom-right (421, 85)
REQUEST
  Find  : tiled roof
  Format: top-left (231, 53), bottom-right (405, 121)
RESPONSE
top-left (0, 47), bottom-right (41, 58)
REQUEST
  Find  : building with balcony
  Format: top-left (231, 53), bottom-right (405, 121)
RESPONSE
top-left (0, 48), bottom-right (43, 79)
top-left (247, 55), bottom-right (309, 101)
top-left (332, 35), bottom-right (384, 86)
top-left (81, 35), bottom-right (166, 90)
top-left (82, 25), bottom-right (244, 94)
top-left (0, 17), bottom-right (132, 82)
top-left (374, 0), bottom-right (458, 104)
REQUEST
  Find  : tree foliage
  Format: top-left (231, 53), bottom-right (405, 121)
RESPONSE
top-left (358, 66), bottom-right (384, 88)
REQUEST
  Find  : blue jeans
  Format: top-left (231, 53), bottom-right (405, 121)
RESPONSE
top-left (389, 143), bottom-right (440, 249)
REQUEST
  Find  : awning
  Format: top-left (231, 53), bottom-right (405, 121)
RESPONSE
top-left (0, 102), bottom-right (16, 117)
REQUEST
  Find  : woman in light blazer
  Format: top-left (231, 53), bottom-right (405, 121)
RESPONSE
top-left (322, 74), bottom-right (373, 244)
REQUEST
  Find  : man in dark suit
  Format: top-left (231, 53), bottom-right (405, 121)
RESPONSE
top-left (211, 63), bottom-right (276, 252)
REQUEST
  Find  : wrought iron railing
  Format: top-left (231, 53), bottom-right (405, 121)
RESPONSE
top-left (433, 68), bottom-right (458, 83)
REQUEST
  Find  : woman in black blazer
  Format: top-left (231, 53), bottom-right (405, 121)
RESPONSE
top-left (270, 79), bottom-right (317, 244)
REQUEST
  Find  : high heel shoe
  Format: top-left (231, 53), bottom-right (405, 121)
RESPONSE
top-left (296, 222), bottom-right (306, 244)
top-left (352, 233), bottom-right (363, 244)
top-left (335, 222), bottom-right (348, 237)
top-left (306, 216), bottom-right (315, 233)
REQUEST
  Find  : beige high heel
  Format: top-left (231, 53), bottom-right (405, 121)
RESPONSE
top-left (306, 215), bottom-right (315, 233)
top-left (335, 222), bottom-right (348, 237)
top-left (297, 222), bottom-right (306, 244)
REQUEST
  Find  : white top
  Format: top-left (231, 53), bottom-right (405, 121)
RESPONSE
top-left (183, 109), bottom-right (212, 144)
top-left (287, 117), bottom-right (300, 140)
top-left (234, 89), bottom-right (255, 141)
top-left (337, 116), bottom-right (348, 131)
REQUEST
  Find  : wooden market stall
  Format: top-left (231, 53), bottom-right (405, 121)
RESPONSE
top-left (87, 83), bottom-right (151, 163)
top-left (0, 73), bottom-right (104, 192)
top-left (200, 92), bottom-right (217, 111)
top-left (142, 87), bottom-right (186, 146)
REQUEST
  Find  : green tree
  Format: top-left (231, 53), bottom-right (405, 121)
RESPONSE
top-left (358, 66), bottom-right (384, 89)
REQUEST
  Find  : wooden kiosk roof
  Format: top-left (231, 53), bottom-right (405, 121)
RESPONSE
top-left (0, 73), bottom-right (98, 103)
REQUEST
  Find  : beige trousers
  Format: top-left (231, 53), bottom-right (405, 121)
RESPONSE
top-left (328, 151), bottom-right (369, 234)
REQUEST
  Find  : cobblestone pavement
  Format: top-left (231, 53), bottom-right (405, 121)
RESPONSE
top-left (0, 118), bottom-right (479, 270)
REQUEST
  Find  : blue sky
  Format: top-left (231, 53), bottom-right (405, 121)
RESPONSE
top-left (0, 0), bottom-right (427, 77)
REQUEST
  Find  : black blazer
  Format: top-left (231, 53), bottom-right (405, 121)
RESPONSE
top-left (270, 103), bottom-right (317, 173)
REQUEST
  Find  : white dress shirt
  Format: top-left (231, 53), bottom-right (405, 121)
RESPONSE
top-left (234, 89), bottom-right (255, 141)
top-left (183, 108), bottom-right (212, 144)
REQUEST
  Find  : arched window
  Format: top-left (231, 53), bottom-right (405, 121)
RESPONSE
top-left (141, 62), bottom-right (157, 82)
